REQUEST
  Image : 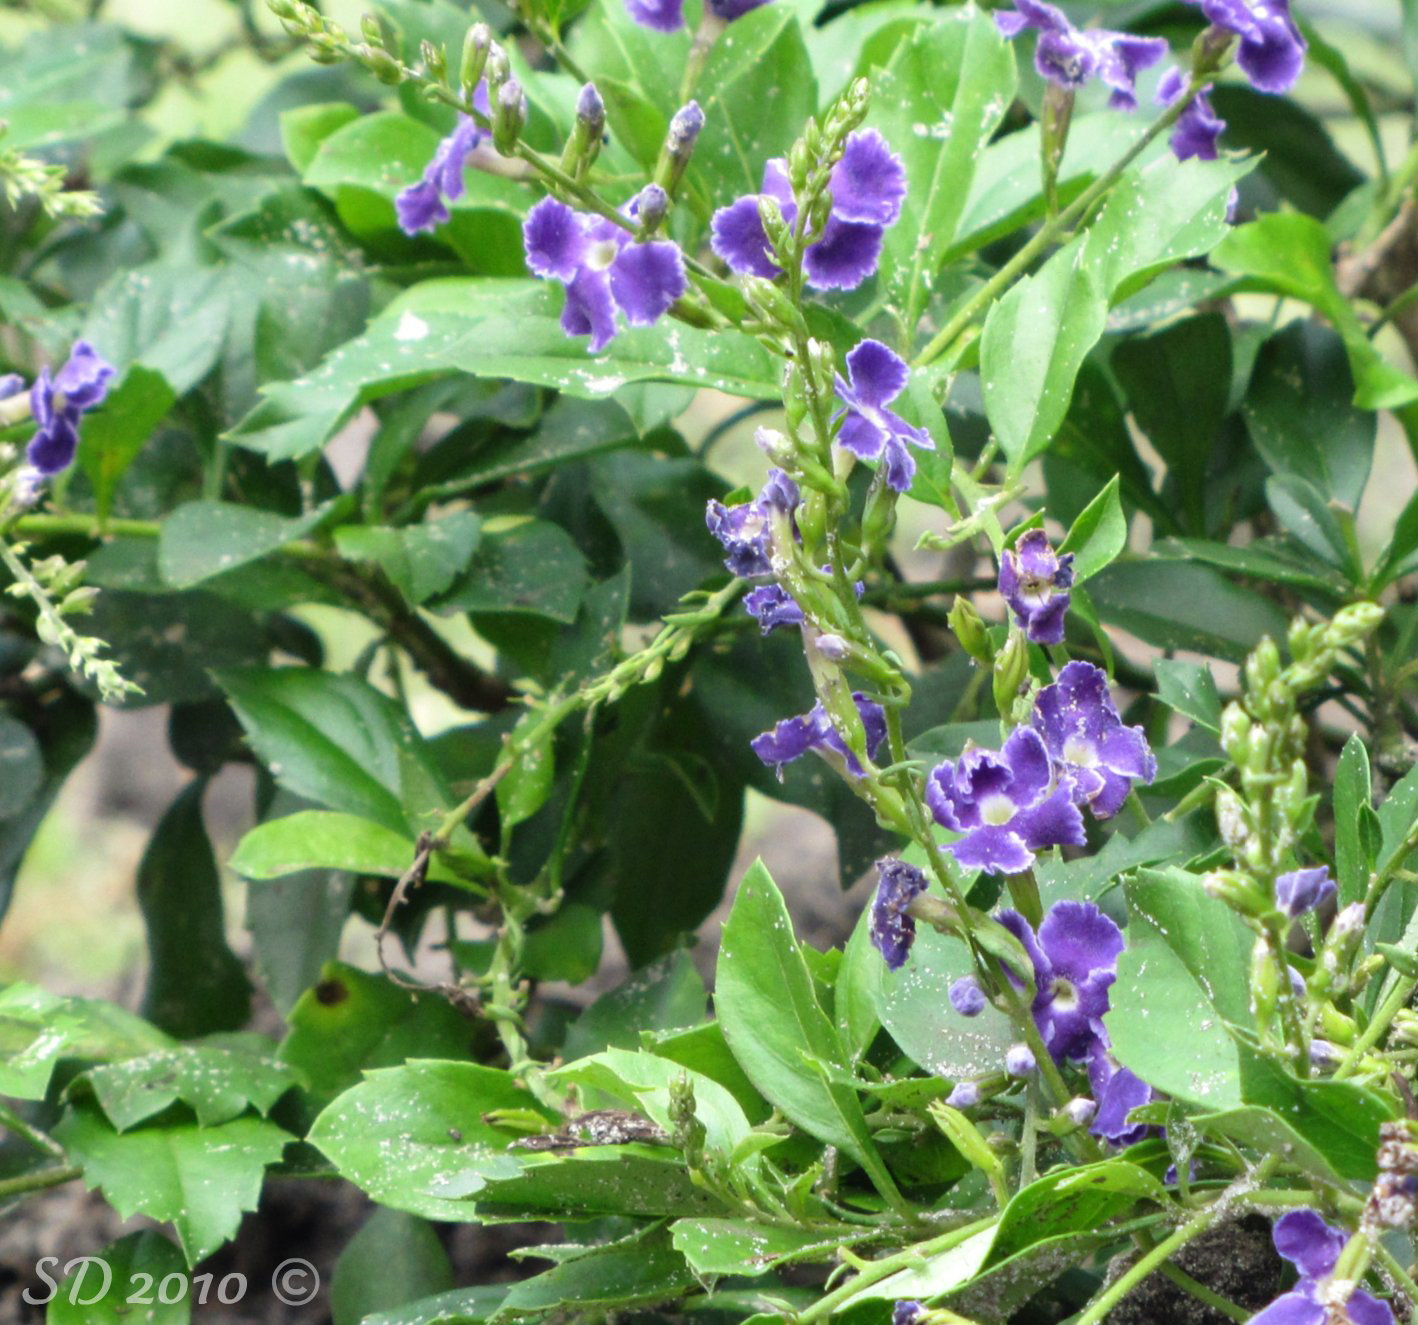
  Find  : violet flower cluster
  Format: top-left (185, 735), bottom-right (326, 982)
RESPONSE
top-left (25, 341), bottom-right (115, 479)
top-left (833, 340), bottom-right (934, 493)
top-left (395, 87), bottom-right (492, 236)
top-left (523, 187), bottom-right (687, 353)
top-left (712, 130), bottom-right (906, 292)
top-left (999, 529), bottom-right (1073, 645)
top-left (993, 0), bottom-right (1307, 169)
top-left (1251, 1210), bottom-right (1394, 1325)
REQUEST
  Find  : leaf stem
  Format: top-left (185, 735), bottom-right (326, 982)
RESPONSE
top-left (0, 1165), bottom-right (81, 1202)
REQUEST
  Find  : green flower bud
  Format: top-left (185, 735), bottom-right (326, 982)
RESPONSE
top-left (788, 138), bottom-right (812, 192)
top-left (420, 37), bottom-right (447, 82)
top-left (1329, 600), bottom-right (1383, 649)
top-left (992, 631), bottom-right (1030, 718)
top-left (948, 597), bottom-right (994, 666)
top-left (1219, 703), bottom-right (1252, 763)
top-left (861, 477), bottom-right (897, 556)
top-left (757, 194), bottom-right (791, 257)
top-left (1203, 868), bottom-right (1269, 917)
top-left (492, 78), bottom-right (527, 155)
top-left (360, 42), bottom-right (405, 84)
top-left (359, 11), bottom-right (384, 42)
top-left (1251, 938), bottom-right (1283, 1041)
top-left (1319, 1003), bottom-right (1357, 1046)
top-left (1246, 636), bottom-right (1281, 699)
top-left (484, 44), bottom-right (511, 89)
top-left (460, 23), bottom-right (492, 94)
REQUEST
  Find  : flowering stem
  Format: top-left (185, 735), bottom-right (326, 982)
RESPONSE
top-left (1374, 1240), bottom-right (1418, 1312)
top-left (912, 75), bottom-right (1206, 373)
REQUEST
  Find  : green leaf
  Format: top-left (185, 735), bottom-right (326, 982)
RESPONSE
top-left (361, 1285), bottom-right (507, 1325)
top-left (1154, 659), bottom-right (1222, 734)
top-left (498, 1226), bottom-right (693, 1317)
top-left (46, 1231), bottom-right (190, 1325)
top-left (333, 512), bottom-right (482, 607)
top-left (1212, 211), bottom-right (1418, 410)
top-left (0, 985), bottom-right (170, 1102)
top-left (158, 501), bottom-right (325, 589)
top-left (279, 101), bottom-right (360, 174)
top-left (670, 1218), bottom-right (866, 1277)
top-left (1373, 488), bottom-right (1418, 589)
top-left (136, 784), bottom-right (251, 1040)
top-left (230, 810), bottom-right (477, 885)
top-left (982, 155), bottom-right (1251, 467)
top-left (278, 963), bottom-right (479, 1102)
top-left (55, 1104), bottom-right (290, 1264)
top-left (715, 861), bottom-right (900, 1204)
top-left (471, 1150), bottom-right (725, 1220)
top-left (693, 6), bottom-right (817, 203)
top-left (76, 365), bottom-right (176, 523)
top-left (872, 8), bottom-right (1015, 324)
top-left (331, 1210), bottom-right (454, 1325)
top-left (435, 519), bottom-right (588, 623)
top-left (1335, 734), bottom-right (1374, 907)
top-left (1265, 474), bottom-right (1358, 577)
top-left (1163, 535), bottom-right (1350, 597)
top-left (496, 710), bottom-right (556, 831)
top-left (836, 906), bottom-right (883, 1062)
top-left (1057, 475), bottom-right (1126, 584)
top-left (308, 1062), bottom-right (546, 1220)
top-left (1107, 869), bottom-right (1251, 1108)
top-left (1088, 559), bottom-right (1290, 662)
top-left (215, 668), bottom-right (457, 838)
top-left (1377, 759), bottom-right (1418, 876)
top-left (83, 1046), bottom-right (296, 1131)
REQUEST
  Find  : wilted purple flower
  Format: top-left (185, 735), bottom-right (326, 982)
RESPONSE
top-left (1032, 661), bottom-right (1157, 818)
top-left (705, 469), bottom-right (799, 579)
top-left (396, 89), bottom-right (492, 235)
top-left (999, 900), bottom-right (1123, 1062)
top-left (892, 1302), bottom-right (924, 1325)
top-left (949, 975), bottom-right (987, 1017)
top-left (870, 858), bottom-right (928, 971)
top-left (711, 132), bottom-right (905, 291)
top-left (1005, 1043), bottom-right (1037, 1077)
top-left (1087, 1046), bottom-right (1155, 1145)
top-left (995, 0), bottom-right (1167, 109)
top-left (743, 583), bottom-right (804, 634)
top-left (946, 1080), bottom-right (981, 1108)
top-left (751, 692), bottom-right (886, 779)
top-left (1249, 1210), bottom-right (1393, 1325)
top-left (833, 340), bottom-right (934, 493)
top-left (1186, 0), bottom-right (1306, 95)
top-left (28, 341), bottom-right (115, 477)
top-left (1157, 67), bottom-right (1226, 161)
top-left (524, 192), bottom-right (687, 352)
top-left (999, 530), bottom-right (1074, 645)
top-left (925, 727), bottom-right (1085, 874)
top-left (1275, 866), bottom-right (1336, 918)
top-left (1064, 1096), bottom-right (1097, 1128)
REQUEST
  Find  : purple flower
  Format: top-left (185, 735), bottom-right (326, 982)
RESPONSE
top-left (1250, 1210), bottom-right (1393, 1325)
top-left (1275, 866), bottom-right (1336, 918)
top-left (0, 373), bottom-right (23, 400)
top-left (1187, 0), bottom-right (1306, 95)
top-left (870, 858), bottom-right (928, 971)
top-left (1087, 1046), bottom-right (1156, 1145)
top-left (751, 692), bottom-right (887, 779)
top-left (1032, 661), bottom-right (1157, 819)
top-left (949, 975), bottom-right (987, 1017)
top-left (1005, 1043), bottom-right (1037, 1077)
top-left (705, 469), bottom-right (799, 579)
top-left (999, 530), bottom-right (1074, 645)
top-left (892, 1303), bottom-right (924, 1325)
top-left (995, 0), bottom-right (1167, 109)
top-left (524, 192), bottom-right (687, 353)
top-left (396, 89), bottom-right (492, 235)
top-left (925, 727), bottom-right (1085, 875)
top-left (833, 340), bottom-right (934, 493)
top-left (708, 0), bottom-right (772, 18)
top-left (711, 132), bottom-right (905, 292)
top-left (27, 341), bottom-right (115, 477)
top-left (1158, 67), bottom-right (1226, 161)
top-left (743, 583), bottom-right (804, 634)
top-left (998, 900), bottom-right (1123, 1062)
top-left (626, 0), bottom-right (684, 30)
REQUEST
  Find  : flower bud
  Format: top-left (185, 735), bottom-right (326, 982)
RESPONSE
top-left (359, 12), bottom-right (384, 42)
top-left (561, 82), bottom-right (606, 177)
top-left (1064, 1097), bottom-right (1097, 1128)
top-left (948, 597), bottom-right (994, 666)
top-left (492, 78), bottom-right (527, 155)
top-left (758, 195), bottom-right (791, 257)
top-left (1246, 637), bottom-right (1281, 699)
top-left (420, 38), bottom-right (447, 82)
top-left (946, 1080), bottom-right (980, 1109)
top-left (1329, 601), bottom-right (1383, 650)
top-left (484, 44), bottom-right (511, 89)
top-left (1005, 1044), bottom-right (1037, 1077)
top-left (1251, 937), bottom-right (1283, 1040)
top-left (992, 631), bottom-right (1030, 720)
top-left (657, 100), bottom-right (705, 195)
top-left (815, 633), bottom-right (850, 662)
top-left (359, 42), bottom-right (404, 84)
top-left (1219, 703), bottom-right (1252, 763)
top-left (460, 23), bottom-right (492, 94)
top-left (633, 182), bottom-right (669, 235)
top-left (1214, 786), bottom-right (1250, 851)
top-left (1202, 868), bottom-right (1269, 917)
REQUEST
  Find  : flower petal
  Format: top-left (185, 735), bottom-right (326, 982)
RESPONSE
top-left (952, 826), bottom-right (1035, 875)
top-left (837, 410), bottom-right (889, 461)
top-left (804, 218), bottom-right (883, 291)
top-left (711, 196), bottom-right (781, 278)
top-left (1009, 783), bottom-right (1087, 852)
top-left (625, 0), bottom-right (686, 31)
top-left (1272, 1209), bottom-right (1346, 1280)
top-left (610, 239), bottom-right (687, 326)
top-left (524, 197), bottom-right (588, 280)
top-left (1247, 1294), bottom-right (1326, 1325)
top-left (1038, 900), bottom-right (1124, 985)
top-left (561, 268), bottom-right (619, 353)
top-left (844, 339), bottom-right (910, 407)
top-left (881, 435), bottom-right (916, 493)
top-left (53, 341), bottom-right (115, 409)
top-left (396, 179), bottom-right (450, 235)
top-left (1001, 726), bottom-right (1053, 807)
top-left (830, 129), bottom-right (907, 227)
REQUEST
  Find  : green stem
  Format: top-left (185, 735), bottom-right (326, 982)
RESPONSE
top-left (912, 75), bottom-right (1206, 372)
top-left (1375, 1240), bottom-right (1418, 1313)
top-left (0, 1165), bottom-right (81, 1201)
top-left (1073, 1209), bottom-right (1218, 1325)
top-left (0, 1102), bottom-right (64, 1158)
top-left (1333, 972), bottom-right (1418, 1080)
top-left (793, 1216), bottom-right (998, 1324)
top-left (1157, 1263), bottom-right (1250, 1323)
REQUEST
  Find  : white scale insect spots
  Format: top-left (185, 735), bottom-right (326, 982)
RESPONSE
top-left (393, 311), bottom-right (430, 342)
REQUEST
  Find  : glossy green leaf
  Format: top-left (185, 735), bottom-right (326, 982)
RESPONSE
top-left (330, 1210), bottom-right (454, 1325)
top-left (76, 365), bottom-right (176, 523)
top-left (1153, 659), bottom-right (1222, 734)
top-left (333, 512), bottom-right (482, 607)
top-left (1212, 211), bottom-right (1418, 410)
top-left (47, 1231), bottom-right (190, 1325)
top-left (670, 1218), bottom-right (868, 1278)
top-left (562, 950), bottom-right (707, 1060)
top-left (83, 1046), bottom-right (296, 1131)
top-left (471, 1149), bottom-right (725, 1220)
top-left (1335, 734), bottom-right (1374, 907)
top-left (308, 1061), bottom-right (543, 1221)
top-left (1058, 475), bottom-right (1126, 584)
top-left (497, 1225), bottom-right (694, 1317)
top-left (55, 1104), bottom-right (291, 1264)
top-left (435, 520), bottom-right (588, 623)
top-left (157, 501), bottom-right (325, 589)
top-left (716, 861), bottom-right (900, 1203)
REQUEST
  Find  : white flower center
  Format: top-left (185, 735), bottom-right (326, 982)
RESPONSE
top-left (1051, 977), bottom-right (1079, 1012)
top-left (1063, 736), bottom-right (1098, 768)
top-left (980, 794), bottom-right (1016, 827)
top-left (585, 238), bottom-right (620, 272)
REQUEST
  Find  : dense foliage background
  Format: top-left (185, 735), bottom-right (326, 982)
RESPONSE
top-left (4, 0), bottom-right (1418, 1321)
